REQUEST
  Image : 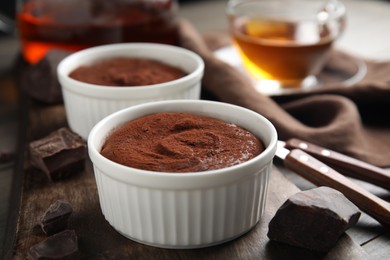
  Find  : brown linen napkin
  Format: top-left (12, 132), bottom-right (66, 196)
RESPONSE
top-left (178, 19), bottom-right (390, 167)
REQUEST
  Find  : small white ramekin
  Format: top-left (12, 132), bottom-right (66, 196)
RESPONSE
top-left (57, 43), bottom-right (204, 140)
top-left (88, 100), bottom-right (277, 249)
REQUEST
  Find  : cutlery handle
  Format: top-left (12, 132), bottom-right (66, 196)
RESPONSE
top-left (286, 138), bottom-right (390, 190)
top-left (284, 149), bottom-right (390, 227)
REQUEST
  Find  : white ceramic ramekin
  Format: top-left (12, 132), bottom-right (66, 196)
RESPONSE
top-left (88, 100), bottom-right (277, 249)
top-left (57, 43), bottom-right (204, 140)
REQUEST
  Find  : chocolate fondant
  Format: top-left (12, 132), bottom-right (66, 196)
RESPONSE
top-left (69, 57), bottom-right (186, 86)
top-left (101, 112), bottom-right (264, 172)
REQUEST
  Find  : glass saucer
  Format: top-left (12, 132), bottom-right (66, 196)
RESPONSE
top-left (214, 46), bottom-right (367, 96)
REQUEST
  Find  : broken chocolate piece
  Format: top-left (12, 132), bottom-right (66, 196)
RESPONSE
top-left (21, 49), bottom-right (71, 104)
top-left (267, 186), bottom-right (361, 252)
top-left (40, 200), bottom-right (73, 235)
top-left (28, 230), bottom-right (78, 259)
top-left (29, 127), bottom-right (86, 181)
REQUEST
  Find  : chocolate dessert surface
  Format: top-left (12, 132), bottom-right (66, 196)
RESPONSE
top-left (69, 57), bottom-right (186, 86)
top-left (101, 112), bottom-right (264, 172)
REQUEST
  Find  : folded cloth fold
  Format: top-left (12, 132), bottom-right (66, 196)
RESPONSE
top-left (178, 19), bottom-right (390, 167)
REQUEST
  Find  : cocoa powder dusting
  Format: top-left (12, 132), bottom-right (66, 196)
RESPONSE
top-left (100, 112), bottom-right (265, 173)
top-left (69, 58), bottom-right (186, 86)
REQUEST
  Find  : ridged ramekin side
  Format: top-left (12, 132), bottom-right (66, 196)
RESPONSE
top-left (62, 83), bottom-right (200, 140)
top-left (93, 162), bottom-right (272, 248)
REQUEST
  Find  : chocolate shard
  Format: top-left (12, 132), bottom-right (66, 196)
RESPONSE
top-left (21, 49), bottom-right (71, 104)
top-left (40, 200), bottom-right (73, 235)
top-left (267, 186), bottom-right (361, 252)
top-left (29, 127), bottom-right (86, 181)
top-left (28, 230), bottom-right (78, 260)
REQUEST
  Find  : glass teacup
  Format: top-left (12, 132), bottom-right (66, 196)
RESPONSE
top-left (227, 0), bottom-right (346, 93)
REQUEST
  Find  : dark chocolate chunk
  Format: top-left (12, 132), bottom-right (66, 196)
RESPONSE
top-left (21, 49), bottom-right (71, 104)
top-left (29, 230), bottom-right (78, 259)
top-left (267, 186), bottom-right (361, 252)
top-left (29, 127), bottom-right (86, 181)
top-left (40, 200), bottom-right (73, 235)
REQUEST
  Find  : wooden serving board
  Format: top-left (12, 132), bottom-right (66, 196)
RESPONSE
top-left (5, 96), bottom-right (367, 259)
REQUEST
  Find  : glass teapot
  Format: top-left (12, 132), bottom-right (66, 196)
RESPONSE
top-left (16, 0), bottom-right (179, 63)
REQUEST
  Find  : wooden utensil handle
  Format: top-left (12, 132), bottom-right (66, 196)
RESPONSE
top-left (286, 138), bottom-right (390, 190)
top-left (284, 149), bottom-right (390, 227)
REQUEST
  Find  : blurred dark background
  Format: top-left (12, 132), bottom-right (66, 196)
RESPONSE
top-left (0, 0), bottom-right (15, 37)
top-left (0, 0), bottom-right (207, 16)
top-left (0, 0), bottom-right (205, 37)
top-left (0, 0), bottom-right (15, 17)
top-left (0, 0), bottom-right (203, 18)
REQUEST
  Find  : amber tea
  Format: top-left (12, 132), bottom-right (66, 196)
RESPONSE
top-left (17, 0), bottom-right (178, 64)
top-left (230, 18), bottom-right (335, 87)
top-left (227, 0), bottom-right (346, 89)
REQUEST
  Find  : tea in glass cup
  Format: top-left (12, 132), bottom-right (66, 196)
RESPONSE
top-left (17, 0), bottom-right (179, 64)
top-left (227, 0), bottom-right (346, 91)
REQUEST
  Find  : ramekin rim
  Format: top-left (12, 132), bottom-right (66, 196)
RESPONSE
top-left (87, 100), bottom-right (278, 180)
top-left (57, 43), bottom-right (205, 96)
